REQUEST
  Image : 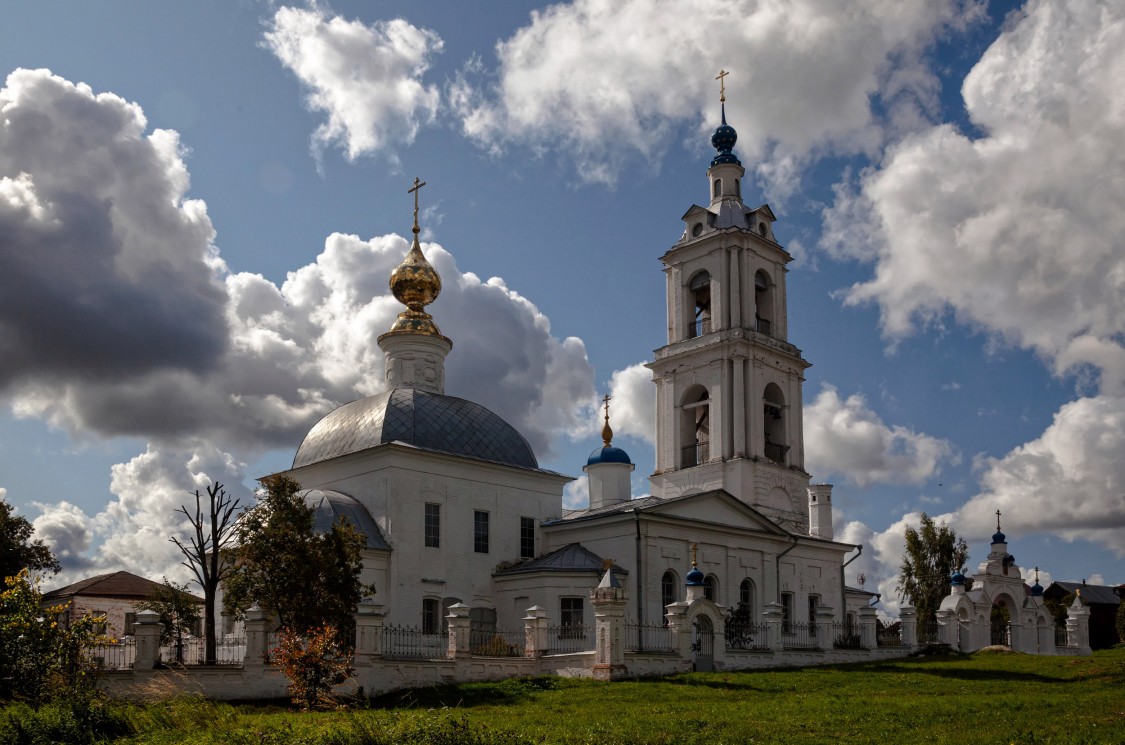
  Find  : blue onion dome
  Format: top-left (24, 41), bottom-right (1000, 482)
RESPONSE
top-left (1031, 580), bottom-right (1043, 597)
top-left (992, 530), bottom-right (1006, 544)
top-left (950, 569), bottom-right (966, 586)
top-left (686, 564), bottom-right (705, 586)
top-left (710, 103), bottom-right (741, 167)
top-left (587, 445), bottom-right (632, 466)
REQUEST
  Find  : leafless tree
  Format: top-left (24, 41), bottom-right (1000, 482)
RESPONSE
top-left (171, 481), bottom-right (240, 666)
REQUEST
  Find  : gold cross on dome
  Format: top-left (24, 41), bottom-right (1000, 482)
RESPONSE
top-left (408, 177), bottom-right (427, 233)
top-left (691, 542), bottom-right (699, 567)
top-left (715, 69), bottom-right (729, 103)
top-left (602, 394), bottom-right (611, 419)
top-left (996, 509), bottom-right (1002, 531)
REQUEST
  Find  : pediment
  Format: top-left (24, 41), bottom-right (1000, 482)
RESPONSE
top-left (642, 490), bottom-right (788, 536)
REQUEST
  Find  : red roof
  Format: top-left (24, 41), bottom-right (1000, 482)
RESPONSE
top-left (42, 571), bottom-right (202, 603)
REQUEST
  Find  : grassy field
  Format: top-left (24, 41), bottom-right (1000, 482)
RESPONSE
top-left (4, 648), bottom-right (1124, 744)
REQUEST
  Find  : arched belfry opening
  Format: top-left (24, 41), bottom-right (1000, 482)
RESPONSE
top-left (680, 385), bottom-right (710, 468)
top-left (713, 179), bottom-right (722, 199)
top-left (763, 383), bottom-right (788, 465)
top-left (687, 271), bottom-right (712, 338)
top-left (754, 270), bottom-right (773, 336)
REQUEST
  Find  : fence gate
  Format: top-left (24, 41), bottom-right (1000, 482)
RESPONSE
top-left (693, 616), bottom-right (714, 672)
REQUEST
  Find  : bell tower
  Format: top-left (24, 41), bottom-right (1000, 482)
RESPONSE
top-left (647, 73), bottom-right (812, 532)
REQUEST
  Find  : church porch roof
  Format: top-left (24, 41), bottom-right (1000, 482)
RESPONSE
top-left (493, 542), bottom-right (627, 577)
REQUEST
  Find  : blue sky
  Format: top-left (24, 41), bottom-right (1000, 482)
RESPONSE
top-left (1, 0), bottom-right (1122, 611)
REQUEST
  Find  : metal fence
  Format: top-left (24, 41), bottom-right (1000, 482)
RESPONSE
top-left (874, 626), bottom-right (900, 648)
top-left (160, 636), bottom-right (246, 666)
top-left (917, 621), bottom-right (940, 645)
top-left (725, 620), bottom-right (770, 651)
top-left (833, 623), bottom-right (865, 649)
top-left (1055, 626), bottom-right (1070, 648)
top-left (469, 623), bottom-right (525, 657)
top-left (681, 443), bottom-right (710, 468)
top-left (88, 642), bottom-right (134, 670)
top-left (781, 621), bottom-right (819, 649)
top-left (990, 623), bottom-right (1010, 647)
top-left (546, 624), bottom-right (593, 654)
top-left (381, 624), bottom-right (446, 659)
top-left (626, 621), bottom-right (676, 653)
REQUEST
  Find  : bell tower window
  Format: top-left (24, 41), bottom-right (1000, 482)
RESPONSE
top-left (763, 383), bottom-right (789, 464)
top-left (754, 270), bottom-right (773, 336)
top-left (687, 271), bottom-right (712, 338)
top-left (680, 386), bottom-right (710, 468)
top-left (713, 178), bottom-right (722, 198)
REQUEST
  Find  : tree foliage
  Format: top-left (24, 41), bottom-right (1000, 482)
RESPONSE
top-left (272, 625), bottom-right (354, 710)
top-left (1116, 596), bottom-right (1125, 645)
top-left (897, 513), bottom-right (969, 624)
top-left (0, 499), bottom-right (60, 580)
top-left (136, 578), bottom-right (201, 660)
top-left (222, 475), bottom-right (374, 637)
top-left (170, 481), bottom-right (239, 665)
top-left (0, 571), bottom-right (108, 705)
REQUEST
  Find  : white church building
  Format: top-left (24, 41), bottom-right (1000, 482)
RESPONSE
top-left (103, 87), bottom-right (1089, 699)
top-left (277, 93), bottom-right (855, 646)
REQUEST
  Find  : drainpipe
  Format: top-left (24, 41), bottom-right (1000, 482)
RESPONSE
top-left (840, 545), bottom-right (863, 623)
top-left (775, 534), bottom-right (799, 603)
top-left (634, 510), bottom-right (644, 625)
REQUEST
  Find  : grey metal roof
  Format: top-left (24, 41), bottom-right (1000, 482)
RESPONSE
top-left (292, 388), bottom-right (538, 470)
top-left (494, 543), bottom-right (628, 576)
top-left (301, 489), bottom-right (390, 550)
top-left (1046, 582), bottom-right (1121, 606)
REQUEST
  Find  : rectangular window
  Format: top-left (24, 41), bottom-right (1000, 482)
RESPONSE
top-left (560, 597), bottom-right (584, 637)
top-left (781, 593), bottom-right (793, 633)
top-left (808, 594), bottom-right (820, 638)
top-left (422, 598), bottom-right (440, 635)
top-left (424, 503), bottom-right (440, 548)
top-left (520, 517), bottom-right (535, 558)
top-left (124, 612), bottom-right (137, 636)
top-left (474, 510), bottom-right (489, 553)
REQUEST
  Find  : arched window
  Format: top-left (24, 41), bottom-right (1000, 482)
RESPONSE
top-left (734, 178), bottom-right (741, 198)
top-left (713, 178), bottom-right (722, 198)
top-left (703, 575), bottom-right (718, 603)
top-left (680, 385), bottom-right (710, 468)
top-left (754, 270), bottom-right (773, 336)
top-left (759, 222), bottom-right (768, 238)
top-left (661, 570), bottom-right (677, 621)
top-left (763, 383), bottom-right (788, 464)
top-left (739, 578), bottom-right (754, 615)
top-left (687, 271), bottom-right (711, 338)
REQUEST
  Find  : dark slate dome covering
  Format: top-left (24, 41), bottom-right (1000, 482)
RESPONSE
top-left (293, 388), bottom-right (538, 470)
top-left (301, 489), bottom-right (390, 550)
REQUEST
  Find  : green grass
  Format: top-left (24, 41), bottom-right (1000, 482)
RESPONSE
top-left (5, 648), bottom-right (1124, 744)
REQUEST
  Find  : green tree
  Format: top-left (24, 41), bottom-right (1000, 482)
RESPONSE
top-left (0, 499), bottom-right (60, 580)
top-left (136, 578), bottom-right (201, 664)
top-left (0, 571), bottom-right (108, 705)
top-left (222, 475), bottom-right (374, 639)
top-left (1116, 596), bottom-right (1125, 645)
top-left (897, 513), bottom-right (970, 624)
top-left (170, 481), bottom-right (239, 666)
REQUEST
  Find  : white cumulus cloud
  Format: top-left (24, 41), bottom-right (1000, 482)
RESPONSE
top-left (452, 0), bottom-right (983, 188)
top-left (263, 5), bottom-right (443, 163)
top-left (805, 385), bottom-right (955, 487)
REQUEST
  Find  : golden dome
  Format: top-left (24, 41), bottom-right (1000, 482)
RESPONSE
top-left (384, 177), bottom-right (443, 337)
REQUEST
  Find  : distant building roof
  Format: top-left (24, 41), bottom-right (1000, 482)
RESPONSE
top-left (42, 571), bottom-right (202, 603)
top-left (1044, 581), bottom-right (1121, 606)
top-left (494, 543), bottom-right (627, 577)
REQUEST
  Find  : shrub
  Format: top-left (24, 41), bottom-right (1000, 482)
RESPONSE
top-left (272, 626), bottom-right (355, 710)
top-left (0, 696), bottom-right (132, 745)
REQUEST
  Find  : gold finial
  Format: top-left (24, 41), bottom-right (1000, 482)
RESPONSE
top-left (715, 69), bottom-right (729, 103)
top-left (996, 509), bottom-right (1002, 532)
top-left (385, 176), bottom-right (443, 338)
top-left (601, 394), bottom-right (613, 447)
top-left (1034, 567), bottom-right (1040, 583)
top-left (691, 543), bottom-right (699, 567)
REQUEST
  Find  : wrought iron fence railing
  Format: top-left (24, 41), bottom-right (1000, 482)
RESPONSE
top-left (687, 317), bottom-right (713, 338)
top-left (681, 442), bottom-right (710, 468)
top-left (1055, 626), bottom-right (1070, 648)
top-left (88, 642), bottom-right (133, 670)
top-left (781, 621), bottom-right (819, 649)
top-left (625, 621), bottom-right (676, 653)
top-left (916, 621), bottom-right (940, 645)
top-left (160, 636), bottom-right (246, 666)
top-left (834, 623), bottom-right (865, 649)
top-left (382, 624), bottom-right (445, 660)
top-left (874, 626), bottom-right (900, 648)
top-left (725, 620), bottom-right (771, 651)
top-left (990, 623), bottom-right (1010, 647)
top-left (469, 623), bottom-right (525, 657)
top-left (546, 624), bottom-right (593, 654)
